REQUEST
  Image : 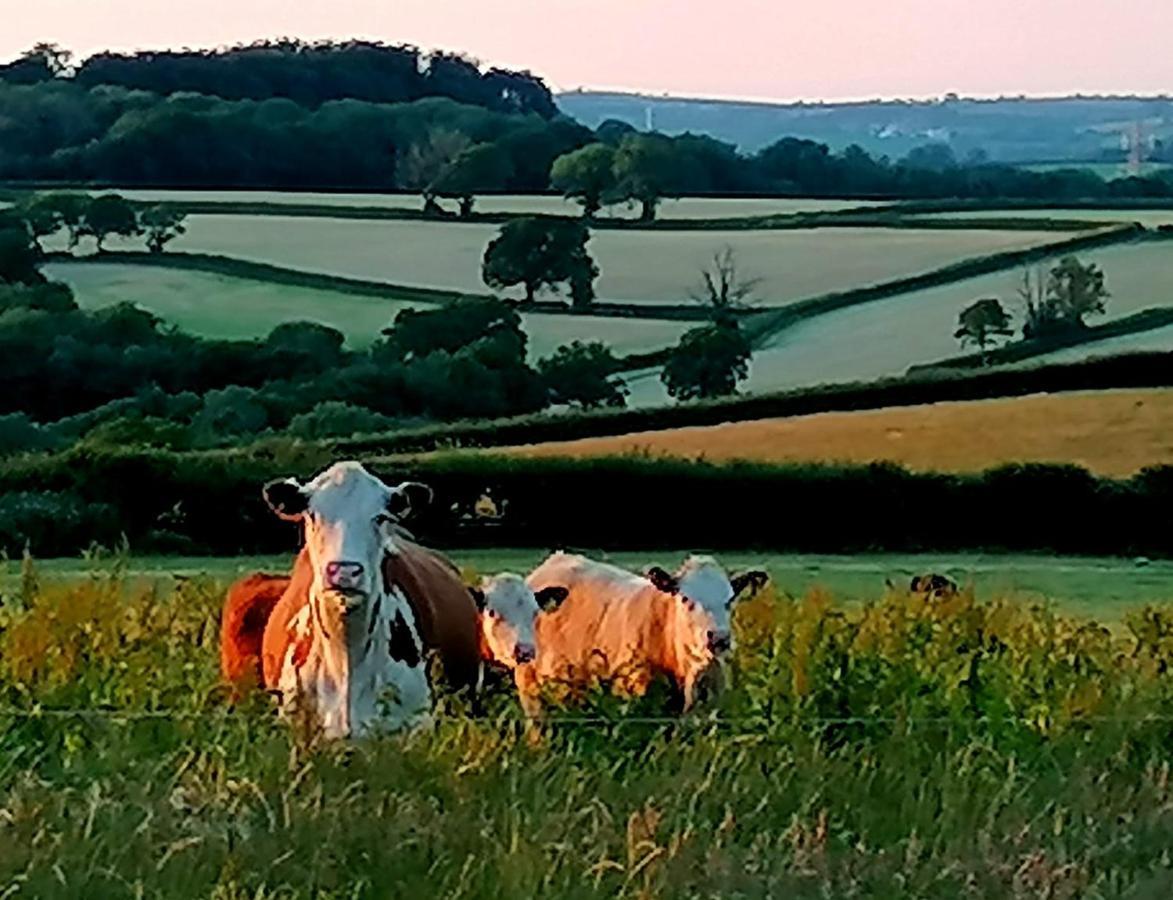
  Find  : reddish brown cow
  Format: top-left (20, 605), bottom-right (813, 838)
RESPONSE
top-left (221, 539), bottom-right (482, 697)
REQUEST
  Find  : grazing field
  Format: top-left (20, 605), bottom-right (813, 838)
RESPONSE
top-left (1035, 322), bottom-right (1173, 366)
top-left (168, 215), bottom-right (1068, 306)
top-left (43, 261), bottom-right (691, 358)
top-left (499, 388), bottom-right (1173, 477)
top-left (8, 550), bottom-right (1172, 622)
top-left (5, 557), bottom-right (1173, 896)
top-left (69, 189), bottom-right (885, 219)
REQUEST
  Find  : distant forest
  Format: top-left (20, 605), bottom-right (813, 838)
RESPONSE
top-left (2, 42), bottom-right (1172, 201)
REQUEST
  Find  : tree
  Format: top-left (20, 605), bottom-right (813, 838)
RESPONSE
top-left (661, 323), bottom-right (752, 401)
top-left (380, 297), bottom-right (526, 362)
top-left (431, 143), bottom-right (514, 217)
top-left (954, 298), bottom-right (1013, 364)
top-left (481, 217), bottom-right (596, 305)
top-left (0, 226), bottom-right (41, 285)
top-left (81, 194), bottom-right (140, 251)
top-left (550, 143), bottom-right (617, 218)
top-left (399, 128), bottom-right (471, 215)
top-left (538, 341), bottom-right (628, 409)
top-left (690, 247), bottom-right (760, 325)
top-left (25, 193), bottom-right (88, 250)
top-left (1046, 256), bottom-right (1109, 328)
top-left (287, 402), bottom-right (396, 439)
top-left (612, 134), bottom-right (683, 221)
top-left (139, 204), bottom-right (187, 253)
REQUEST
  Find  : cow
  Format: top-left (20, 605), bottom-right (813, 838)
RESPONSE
top-left (521, 552), bottom-right (769, 715)
top-left (909, 572), bottom-right (959, 600)
top-left (468, 573), bottom-right (568, 711)
top-left (251, 461), bottom-right (438, 738)
top-left (219, 571), bottom-right (288, 696)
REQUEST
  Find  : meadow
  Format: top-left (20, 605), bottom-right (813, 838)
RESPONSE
top-left (43, 261), bottom-right (692, 358)
top-left (162, 215), bottom-right (1067, 306)
top-left (497, 388), bottom-right (1173, 478)
top-left (1035, 322), bottom-right (1173, 366)
top-left (5, 556), bottom-right (1173, 897)
top-left (916, 208), bottom-right (1173, 228)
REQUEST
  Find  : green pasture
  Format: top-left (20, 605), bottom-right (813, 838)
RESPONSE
top-left (1035, 321), bottom-right (1173, 366)
top-left (164, 215), bottom-right (1068, 306)
top-left (7, 550), bottom-right (1170, 622)
top-left (918, 207), bottom-right (1173, 228)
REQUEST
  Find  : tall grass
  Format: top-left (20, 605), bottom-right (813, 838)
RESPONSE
top-left (3, 560), bottom-right (1173, 897)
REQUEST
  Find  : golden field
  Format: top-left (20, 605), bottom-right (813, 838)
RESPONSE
top-left (503, 388), bottom-right (1173, 476)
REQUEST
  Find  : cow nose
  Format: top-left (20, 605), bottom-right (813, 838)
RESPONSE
top-left (324, 561), bottom-right (365, 591)
top-left (707, 632), bottom-right (731, 653)
top-left (513, 643), bottom-right (536, 664)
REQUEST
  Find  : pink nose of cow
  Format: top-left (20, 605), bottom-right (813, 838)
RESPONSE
top-left (707, 632), bottom-right (731, 654)
top-left (324, 561), bottom-right (365, 592)
top-left (514, 643), bottom-right (536, 664)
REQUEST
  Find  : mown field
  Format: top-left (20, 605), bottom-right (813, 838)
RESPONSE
top-left (43, 261), bottom-right (693, 358)
top-left (5, 557), bottom-right (1173, 897)
top-left (1035, 323), bottom-right (1173, 366)
top-left (498, 388), bottom-right (1173, 478)
top-left (154, 215), bottom-right (1067, 306)
top-left (916, 208), bottom-right (1173, 228)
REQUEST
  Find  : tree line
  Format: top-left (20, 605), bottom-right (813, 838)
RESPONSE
top-left (3, 43), bottom-right (1173, 205)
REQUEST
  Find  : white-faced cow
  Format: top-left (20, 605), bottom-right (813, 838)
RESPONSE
top-left (468, 573), bottom-right (568, 714)
top-left (255, 461), bottom-right (436, 738)
top-left (521, 552), bottom-right (768, 714)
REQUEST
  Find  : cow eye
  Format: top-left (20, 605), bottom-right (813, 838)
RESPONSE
top-left (487, 609), bottom-right (498, 619)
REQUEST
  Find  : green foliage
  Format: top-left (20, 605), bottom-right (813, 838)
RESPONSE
top-left (381, 297), bottom-right (524, 361)
top-left (5, 570), bottom-right (1173, 895)
top-left (80, 194), bottom-right (140, 251)
top-left (662, 322), bottom-right (752, 400)
top-left (0, 225), bottom-right (41, 285)
top-left (287, 401), bottom-right (398, 439)
top-left (612, 133), bottom-right (687, 221)
top-left (538, 341), bottom-right (628, 410)
top-left (0, 413), bottom-right (58, 455)
top-left (954, 297), bottom-right (1013, 362)
top-left (482, 217), bottom-right (597, 304)
top-left (550, 142), bottom-right (618, 217)
top-left (1023, 255), bottom-right (1112, 338)
top-left (137, 204), bottom-right (187, 253)
top-left (432, 142), bottom-right (515, 217)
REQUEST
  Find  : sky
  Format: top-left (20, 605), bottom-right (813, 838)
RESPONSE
top-left (3, 0), bottom-right (1173, 102)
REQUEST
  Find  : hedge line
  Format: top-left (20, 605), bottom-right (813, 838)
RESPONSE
top-left (909, 307), bottom-right (1173, 373)
top-left (326, 349), bottom-right (1173, 458)
top-left (1, 448), bottom-right (1170, 558)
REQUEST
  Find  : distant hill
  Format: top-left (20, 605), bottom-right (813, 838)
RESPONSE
top-left (556, 91), bottom-right (1173, 162)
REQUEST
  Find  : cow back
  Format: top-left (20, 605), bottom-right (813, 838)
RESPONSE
top-left (383, 539), bottom-right (481, 694)
top-left (220, 571), bottom-right (289, 691)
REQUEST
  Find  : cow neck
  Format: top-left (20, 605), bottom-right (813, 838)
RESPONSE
top-left (645, 588), bottom-right (684, 678)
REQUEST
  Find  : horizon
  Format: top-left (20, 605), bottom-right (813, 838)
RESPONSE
top-left (6, 0), bottom-right (1173, 105)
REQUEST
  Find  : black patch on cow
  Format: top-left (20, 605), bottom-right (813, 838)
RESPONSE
top-left (389, 611), bottom-right (422, 667)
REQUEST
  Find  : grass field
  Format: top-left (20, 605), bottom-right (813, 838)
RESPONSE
top-left (499, 388), bottom-right (1173, 477)
top-left (165, 215), bottom-right (1068, 306)
top-left (6, 555), bottom-right (1173, 896)
top-left (71, 189), bottom-right (885, 219)
top-left (1035, 322), bottom-right (1173, 366)
top-left (919, 208), bottom-right (1173, 228)
top-left (43, 261), bottom-right (692, 358)
top-left (7, 550), bottom-right (1170, 622)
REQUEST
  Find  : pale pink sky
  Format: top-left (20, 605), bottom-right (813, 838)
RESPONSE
top-left (5, 0), bottom-right (1173, 101)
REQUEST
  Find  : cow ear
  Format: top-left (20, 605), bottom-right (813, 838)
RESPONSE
top-left (263, 478), bottom-right (308, 521)
top-left (389, 481), bottom-right (433, 518)
top-left (731, 570), bottom-right (769, 600)
top-left (646, 566), bottom-right (679, 594)
top-left (468, 586), bottom-right (486, 610)
top-left (534, 585), bottom-right (569, 611)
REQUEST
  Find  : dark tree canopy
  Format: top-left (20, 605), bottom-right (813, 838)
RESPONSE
top-left (538, 341), bottom-right (628, 410)
top-left (661, 323), bottom-right (753, 401)
top-left (482, 217), bottom-right (597, 305)
top-left (954, 298), bottom-right (1014, 363)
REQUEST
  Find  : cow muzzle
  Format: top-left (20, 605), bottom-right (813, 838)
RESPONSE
top-left (707, 632), bottom-right (732, 654)
top-left (513, 643), bottom-right (536, 665)
top-left (323, 561), bottom-right (367, 604)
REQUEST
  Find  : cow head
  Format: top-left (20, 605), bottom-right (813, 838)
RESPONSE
top-left (470, 573), bottom-right (567, 669)
top-left (647, 557), bottom-right (769, 659)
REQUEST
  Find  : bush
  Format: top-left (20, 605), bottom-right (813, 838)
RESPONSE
top-left (287, 402), bottom-right (398, 439)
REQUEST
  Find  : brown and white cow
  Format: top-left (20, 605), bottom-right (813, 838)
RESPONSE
top-left (521, 552), bottom-right (769, 714)
top-left (253, 461), bottom-right (436, 738)
top-left (469, 573), bottom-right (568, 707)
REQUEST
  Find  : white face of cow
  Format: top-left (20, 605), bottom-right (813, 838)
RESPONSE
top-left (264, 462), bottom-right (431, 610)
top-left (472, 574), bottom-right (567, 669)
top-left (647, 557), bottom-right (769, 660)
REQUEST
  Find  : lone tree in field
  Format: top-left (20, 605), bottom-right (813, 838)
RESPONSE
top-left (612, 133), bottom-right (684, 222)
top-left (482, 217), bottom-right (597, 307)
top-left (538, 341), bottom-right (628, 409)
top-left (1021, 256), bottom-right (1110, 338)
top-left (20, 192), bottom-right (88, 251)
top-left (400, 128), bottom-right (471, 216)
top-left (550, 143), bottom-right (617, 218)
top-left (691, 247), bottom-right (761, 326)
top-left (661, 322), bottom-right (752, 401)
top-left (81, 194), bottom-right (140, 252)
top-left (954, 298), bottom-right (1013, 364)
top-left (139, 205), bottom-right (187, 253)
top-left (432, 143), bottom-right (514, 218)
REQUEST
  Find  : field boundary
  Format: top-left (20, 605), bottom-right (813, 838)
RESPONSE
top-left (909, 307), bottom-right (1173, 373)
